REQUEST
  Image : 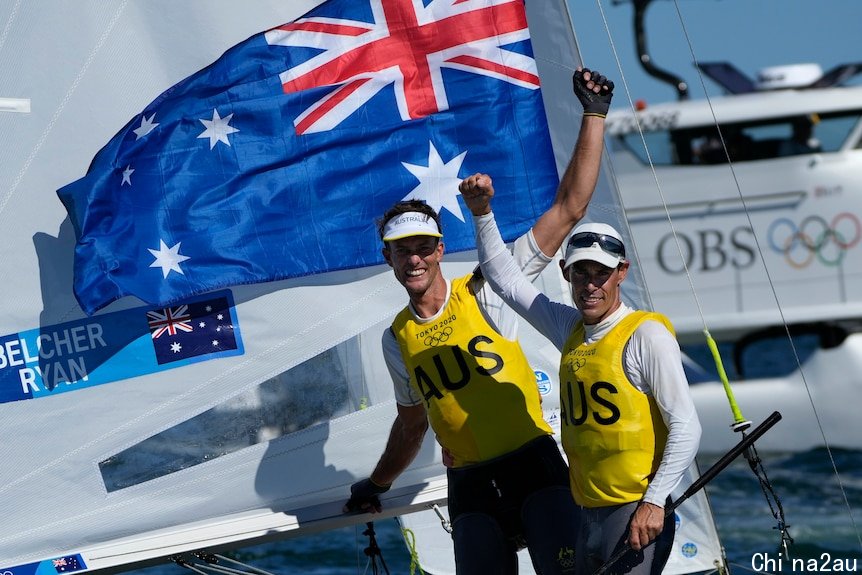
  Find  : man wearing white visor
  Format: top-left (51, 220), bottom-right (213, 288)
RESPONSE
top-left (461, 179), bottom-right (701, 575)
top-left (344, 68), bottom-right (615, 574)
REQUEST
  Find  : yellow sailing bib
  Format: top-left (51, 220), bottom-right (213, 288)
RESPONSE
top-left (392, 275), bottom-right (551, 467)
top-left (559, 311), bottom-right (671, 507)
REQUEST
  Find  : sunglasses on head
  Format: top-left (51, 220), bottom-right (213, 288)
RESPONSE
top-left (567, 232), bottom-right (626, 257)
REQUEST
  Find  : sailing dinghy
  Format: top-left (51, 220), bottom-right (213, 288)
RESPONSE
top-left (0, 1), bottom-right (727, 573)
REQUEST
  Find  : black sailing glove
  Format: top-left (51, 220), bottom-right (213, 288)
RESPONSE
top-left (573, 67), bottom-right (614, 118)
top-left (344, 477), bottom-right (391, 513)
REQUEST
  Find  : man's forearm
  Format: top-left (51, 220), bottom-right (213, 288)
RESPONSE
top-left (558, 114), bottom-right (605, 215)
top-left (371, 407), bottom-right (428, 486)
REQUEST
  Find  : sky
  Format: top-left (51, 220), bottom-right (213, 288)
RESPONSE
top-left (563, 0), bottom-right (862, 106)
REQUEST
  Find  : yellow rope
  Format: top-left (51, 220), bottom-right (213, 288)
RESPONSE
top-left (703, 329), bottom-right (747, 426)
top-left (400, 527), bottom-right (425, 575)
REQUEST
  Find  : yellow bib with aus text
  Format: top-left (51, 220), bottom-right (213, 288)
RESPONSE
top-left (392, 275), bottom-right (551, 467)
top-left (559, 311), bottom-right (671, 507)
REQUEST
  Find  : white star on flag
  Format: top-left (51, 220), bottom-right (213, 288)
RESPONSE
top-left (171, 342), bottom-right (182, 353)
top-left (133, 113), bottom-right (159, 139)
top-left (148, 239), bottom-right (191, 278)
top-left (401, 141), bottom-right (467, 221)
top-left (198, 109), bottom-right (239, 149)
top-left (121, 165), bottom-right (134, 186)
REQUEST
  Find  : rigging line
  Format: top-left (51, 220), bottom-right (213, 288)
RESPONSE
top-left (0, 0), bottom-right (22, 56)
top-left (192, 553), bottom-right (279, 575)
top-left (0, 0), bottom-right (128, 219)
top-left (362, 521), bottom-right (391, 575)
top-left (747, 443), bottom-right (794, 554)
top-left (182, 561), bottom-right (255, 575)
top-left (589, 0), bottom-right (739, 423)
top-left (589, 0), bottom-right (857, 553)
top-left (172, 557), bottom-right (211, 575)
top-left (564, 1), bottom-right (656, 313)
top-left (579, 2), bottom-right (679, 317)
top-left (591, 0), bottom-right (709, 332)
top-left (667, 0), bottom-right (862, 550)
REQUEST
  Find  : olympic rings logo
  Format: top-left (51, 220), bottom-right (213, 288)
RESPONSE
top-left (424, 326), bottom-right (453, 347)
top-left (767, 213), bottom-right (861, 268)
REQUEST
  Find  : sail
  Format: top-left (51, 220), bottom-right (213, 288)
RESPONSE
top-left (0, 0), bottom-right (721, 572)
top-left (0, 1), bottom-right (433, 570)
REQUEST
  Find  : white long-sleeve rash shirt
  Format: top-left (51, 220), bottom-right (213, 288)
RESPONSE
top-left (473, 211), bottom-right (701, 506)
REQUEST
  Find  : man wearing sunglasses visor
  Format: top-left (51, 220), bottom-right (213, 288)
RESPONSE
top-left (461, 180), bottom-right (701, 575)
top-left (344, 68), bottom-right (615, 575)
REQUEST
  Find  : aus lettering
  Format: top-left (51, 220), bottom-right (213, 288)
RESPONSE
top-left (657, 226), bottom-right (756, 275)
top-left (414, 335), bottom-right (504, 402)
top-left (560, 380), bottom-right (620, 426)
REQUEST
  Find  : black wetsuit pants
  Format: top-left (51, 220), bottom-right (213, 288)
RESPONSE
top-left (575, 498), bottom-right (676, 575)
top-left (446, 435), bottom-right (579, 574)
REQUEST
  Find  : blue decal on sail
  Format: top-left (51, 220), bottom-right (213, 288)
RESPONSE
top-left (681, 542), bottom-right (699, 558)
top-left (0, 291), bottom-right (243, 403)
top-left (534, 370), bottom-right (552, 396)
top-left (6, 554), bottom-right (87, 575)
top-left (57, 0), bottom-right (558, 315)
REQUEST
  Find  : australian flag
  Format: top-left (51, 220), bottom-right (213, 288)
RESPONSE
top-left (51, 555), bottom-right (85, 573)
top-left (147, 295), bottom-right (239, 365)
top-left (57, 0), bottom-right (560, 315)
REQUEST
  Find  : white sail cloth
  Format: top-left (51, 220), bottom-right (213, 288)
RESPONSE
top-left (0, 0), bottom-right (719, 571)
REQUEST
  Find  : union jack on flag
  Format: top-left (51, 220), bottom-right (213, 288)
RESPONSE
top-left (147, 296), bottom-right (239, 365)
top-left (147, 305), bottom-right (193, 339)
top-left (58, 0), bottom-right (561, 315)
top-left (266, 0), bottom-right (540, 134)
top-left (51, 555), bottom-right (85, 573)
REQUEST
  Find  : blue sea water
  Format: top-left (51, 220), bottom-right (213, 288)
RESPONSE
top-left (135, 448), bottom-right (862, 575)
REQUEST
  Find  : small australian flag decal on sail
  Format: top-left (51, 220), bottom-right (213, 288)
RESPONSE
top-left (147, 294), bottom-right (239, 365)
top-left (52, 555), bottom-right (85, 573)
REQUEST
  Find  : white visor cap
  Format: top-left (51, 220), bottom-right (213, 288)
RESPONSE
top-left (563, 222), bottom-right (626, 270)
top-left (382, 211), bottom-right (442, 241)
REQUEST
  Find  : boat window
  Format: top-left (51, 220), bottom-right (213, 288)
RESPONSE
top-left (682, 340), bottom-right (740, 381)
top-left (681, 330), bottom-right (821, 382)
top-left (617, 130), bottom-right (677, 165)
top-left (817, 112), bottom-right (862, 151)
top-left (99, 336), bottom-right (372, 492)
top-left (615, 110), bottom-right (862, 166)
